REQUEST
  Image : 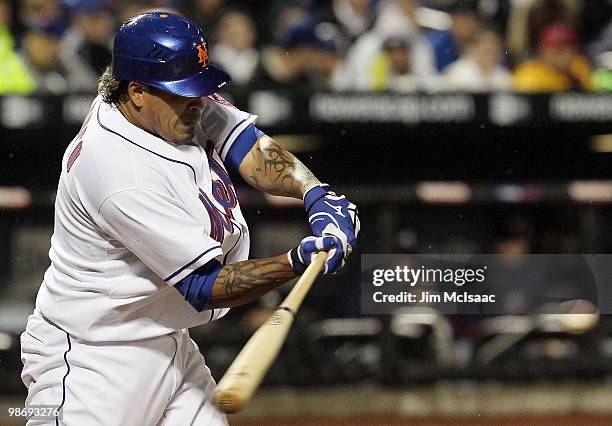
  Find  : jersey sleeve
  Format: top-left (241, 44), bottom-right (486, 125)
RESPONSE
top-left (96, 189), bottom-right (223, 286)
top-left (200, 94), bottom-right (258, 168)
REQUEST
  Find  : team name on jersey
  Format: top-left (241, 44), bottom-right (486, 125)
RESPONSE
top-left (67, 102), bottom-right (96, 172)
top-left (207, 93), bottom-right (236, 109)
top-left (198, 143), bottom-right (237, 242)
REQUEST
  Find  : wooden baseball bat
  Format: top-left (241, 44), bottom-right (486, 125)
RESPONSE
top-left (214, 251), bottom-right (328, 414)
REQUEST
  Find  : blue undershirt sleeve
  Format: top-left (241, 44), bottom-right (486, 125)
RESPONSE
top-left (225, 124), bottom-right (265, 173)
top-left (173, 258), bottom-right (222, 312)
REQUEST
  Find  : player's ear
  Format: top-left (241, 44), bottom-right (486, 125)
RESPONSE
top-left (127, 81), bottom-right (146, 108)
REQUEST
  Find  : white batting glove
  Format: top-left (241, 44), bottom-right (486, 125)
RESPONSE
top-left (287, 235), bottom-right (342, 274)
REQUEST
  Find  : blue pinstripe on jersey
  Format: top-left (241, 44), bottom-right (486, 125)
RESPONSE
top-left (56, 333), bottom-right (72, 426)
top-left (164, 246), bottom-right (221, 282)
top-left (218, 116), bottom-right (251, 155)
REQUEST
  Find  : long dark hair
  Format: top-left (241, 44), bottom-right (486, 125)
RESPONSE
top-left (97, 66), bottom-right (129, 104)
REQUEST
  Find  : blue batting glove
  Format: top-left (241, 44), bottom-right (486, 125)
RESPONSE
top-left (303, 184), bottom-right (360, 271)
top-left (288, 235), bottom-right (343, 274)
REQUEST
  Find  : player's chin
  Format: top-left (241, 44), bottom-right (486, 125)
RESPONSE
top-left (174, 125), bottom-right (196, 144)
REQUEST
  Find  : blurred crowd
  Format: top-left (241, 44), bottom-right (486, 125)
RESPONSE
top-left (1, 0), bottom-right (612, 95)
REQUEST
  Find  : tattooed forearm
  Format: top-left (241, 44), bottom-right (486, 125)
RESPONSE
top-left (262, 145), bottom-right (293, 181)
top-left (247, 139), bottom-right (298, 195)
top-left (240, 135), bottom-right (320, 199)
top-left (207, 255), bottom-right (297, 309)
top-left (219, 258), bottom-right (293, 296)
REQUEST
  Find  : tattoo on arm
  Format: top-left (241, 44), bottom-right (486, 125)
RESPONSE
top-left (208, 256), bottom-right (297, 308)
top-left (218, 258), bottom-right (293, 296)
top-left (243, 137), bottom-right (319, 198)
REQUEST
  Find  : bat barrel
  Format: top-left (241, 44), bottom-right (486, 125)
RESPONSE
top-left (214, 251), bottom-right (328, 414)
top-left (215, 390), bottom-right (242, 414)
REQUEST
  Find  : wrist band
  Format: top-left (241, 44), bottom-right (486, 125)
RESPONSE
top-left (303, 185), bottom-right (331, 213)
top-left (302, 183), bottom-right (329, 201)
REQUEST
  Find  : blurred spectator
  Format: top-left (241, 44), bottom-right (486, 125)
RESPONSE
top-left (59, 0), bottom-right (113, 92)
top-left (474, 215), bottom-right (537, 315)
top-left (369, 36), bottom-right (421, 91)
top-left (426, 0), bottom-right (482, 72)
top-left (0, 0), bottom-right (605, 94)
top-left (506, 0), bottom-right (582, 63)
top-left (526, 0), bottom-right (581, 48)
top-left (213, 11), bottom-right (258, 86)
top-left (188, 0), bottom-right (225, 36)
top-left (266, 1), bottom-right (313, 47)
top-left (468, 213), bottom-right (597, 315)
top-left (20, 0), bottom-right (65, 33)
top-left (0, 0), bottom-right (37, 94)
top-left (533, 211), bottom-right (598, 308)
top-left (21, 3), bottom-right (69, 94)
top-left (512, 23), bottom-right (592, 92)
top-left (334, 0), bottom-right (436, 90)
top-left (443, 26), bottom-right (511, 92)
top-left (473, 0), bottom-right (512, 36)
top-left (262, 19), bottom-right (342, 88)
top-left (314, 0), bottom-right (376, 43)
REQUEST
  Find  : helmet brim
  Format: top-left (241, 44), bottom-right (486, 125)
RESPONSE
top-left (151, 64), bottom-right (231, 97)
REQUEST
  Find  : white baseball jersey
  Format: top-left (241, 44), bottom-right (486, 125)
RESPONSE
top-left (34, 94), bottom-right (257, 341)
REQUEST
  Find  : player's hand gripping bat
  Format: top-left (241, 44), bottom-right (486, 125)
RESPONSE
top-left (214, 251), bottom-right (328, 414)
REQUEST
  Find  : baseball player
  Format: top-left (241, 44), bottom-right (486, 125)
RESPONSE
top-left (20, 12), bottom-right (359, 426)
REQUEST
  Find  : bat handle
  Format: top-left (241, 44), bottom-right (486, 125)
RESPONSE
top-left (282, 251), bottom-right (328, 313)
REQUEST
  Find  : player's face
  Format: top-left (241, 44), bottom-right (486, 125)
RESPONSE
top-left (141, 87), bottom-right (205, 144)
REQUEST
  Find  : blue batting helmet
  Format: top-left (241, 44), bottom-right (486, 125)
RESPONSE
top-left (112, 11), bottom-right (231, 97)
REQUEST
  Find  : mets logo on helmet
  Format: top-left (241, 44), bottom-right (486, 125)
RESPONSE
top-left (196, 43), bottom-right (209, 67)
